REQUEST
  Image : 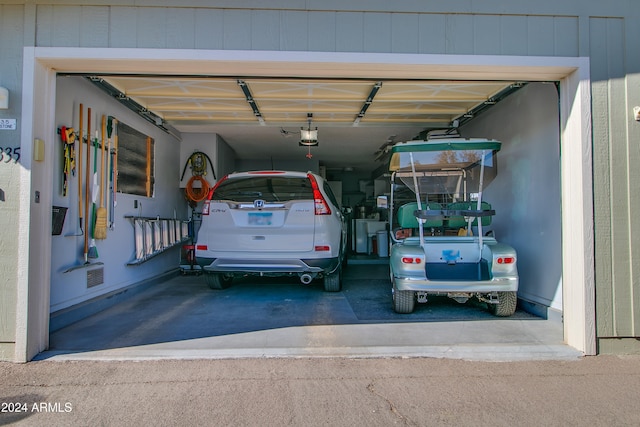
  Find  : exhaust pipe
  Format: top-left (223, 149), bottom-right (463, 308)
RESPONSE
top-left (300, 274), bottom-right (313, 285)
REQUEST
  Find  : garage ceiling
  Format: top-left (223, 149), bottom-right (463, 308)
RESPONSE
top-left (86, 75), bottom-right (522, 172)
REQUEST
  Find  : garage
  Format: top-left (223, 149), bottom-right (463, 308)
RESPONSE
top-left (18, 47), bottom-right (593, 360)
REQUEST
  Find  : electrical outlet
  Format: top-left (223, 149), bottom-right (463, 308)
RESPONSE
top-left (35, 191), bottom-right (40, 203)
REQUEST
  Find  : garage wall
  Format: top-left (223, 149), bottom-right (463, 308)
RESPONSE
top-left (461, 83), bottom-right (562, 316)
top-left (49, 76), bottom-right (186, 313)
top-left (215, 135), bottom-right (236, 179)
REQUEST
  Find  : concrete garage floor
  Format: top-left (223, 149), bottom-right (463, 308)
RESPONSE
top-left (40, 264), bottom-right (582, 361)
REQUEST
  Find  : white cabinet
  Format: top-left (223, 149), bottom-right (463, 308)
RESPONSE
top-left (354, 219), bottom-right (387, 254)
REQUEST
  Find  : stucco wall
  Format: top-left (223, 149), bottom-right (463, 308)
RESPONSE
top-left (0, 4), bottom-right (27, 360)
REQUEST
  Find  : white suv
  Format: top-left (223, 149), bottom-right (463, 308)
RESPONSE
top-left (195, 171), bottom-right (347, 291)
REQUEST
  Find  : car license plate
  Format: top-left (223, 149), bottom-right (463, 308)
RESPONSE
top-left (248, 212), bottom-right (272, 225)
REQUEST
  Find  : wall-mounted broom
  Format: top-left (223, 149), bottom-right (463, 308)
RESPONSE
top-left (94, 115), bottom-right (108, 240)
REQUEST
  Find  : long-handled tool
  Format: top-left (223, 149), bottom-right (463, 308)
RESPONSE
top-left (85, 108), bottom-right (98, 258)
top-left (65, 103), bottom-right (83, 237)
top-left (106, 117), bottom-right (113, 230)
top-left (110, 117), bottom-right (119, 230)
top-left (63, 105), bottom-right (103, 273)
top-left (94, 115), bottom-right (108, 240)
top-left (83, 107), bottom-right (92, 263)
top-left (78, 104), bottom-right (84, 236)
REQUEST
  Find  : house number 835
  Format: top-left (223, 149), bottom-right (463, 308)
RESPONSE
top-left (0, 147), bottom-right (20, 163)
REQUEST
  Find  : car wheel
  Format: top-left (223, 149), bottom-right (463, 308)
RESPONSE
top-left (323, 267), bottom-right (342, 292)
top-left (392, 281), bottom-right (415, 314)
top-left (487, 291), bottom-right (517, 317)
top-left (205, 273), bottom-right (233, 290)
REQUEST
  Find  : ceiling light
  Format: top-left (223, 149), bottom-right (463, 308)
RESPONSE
top-left (300, 128), bottom-right (318, 145)
top-left (300, 113), bottom-right (318, 147)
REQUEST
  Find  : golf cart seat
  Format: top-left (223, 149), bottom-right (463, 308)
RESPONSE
top-left (397, 202), bottom-right (443, 229)
top-left (445, 201), bottom-right (493, 228)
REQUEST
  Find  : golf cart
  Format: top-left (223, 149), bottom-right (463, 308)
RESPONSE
top-left (384, 137), bottom-right (519, 316)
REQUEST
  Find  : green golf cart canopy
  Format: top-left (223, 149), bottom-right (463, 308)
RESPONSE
top-left (388, 139), bottom-right (502, 173)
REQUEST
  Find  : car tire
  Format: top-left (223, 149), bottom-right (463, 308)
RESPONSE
top-left (392, 282), bottom-right (415, 314)
top-left (323, 267), bottom-right (342, 292)
top-left (205, 273), bottom-right (233, 290)
top-left (487, 291), bottom-right (517, 317)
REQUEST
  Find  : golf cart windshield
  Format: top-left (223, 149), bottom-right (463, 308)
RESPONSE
top-left (388, 139), bottom-right (500, 198)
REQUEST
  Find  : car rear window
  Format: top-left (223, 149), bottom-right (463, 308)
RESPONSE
top-left (211, 176), bottom-right (313, 202)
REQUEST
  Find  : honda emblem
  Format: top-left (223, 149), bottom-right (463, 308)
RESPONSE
top-left (254, 199), bottom-right (265, 209)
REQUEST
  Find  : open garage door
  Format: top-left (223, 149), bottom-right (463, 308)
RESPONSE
top-left (19, 48), bottom-right (594, 360)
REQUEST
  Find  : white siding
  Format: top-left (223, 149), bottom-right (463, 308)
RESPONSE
top-left (72, 9), bottom-right (573, 57)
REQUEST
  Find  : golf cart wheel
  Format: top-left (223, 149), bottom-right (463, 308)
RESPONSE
top-left (392, 282), bottom-right (415, 314)
top-left (205, 273), bottom-right (233, 290)
top-left (323, 267), bottom-right (342, 292)
top-left (488, 291), bottom-right (517, 317)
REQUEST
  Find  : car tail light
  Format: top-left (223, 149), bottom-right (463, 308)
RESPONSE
top-left (315, 245), bottom-right (330, 251)
top-left (496, 256), bottom-right (515, 264)
top-left (307, 173), bottom-right (331, 215)
top-left (196, 245), bottom-right (207, 251)
top-left (202, 175), bottom-right (229, 215)
top-left (402, 257), bottom-right (422, 264)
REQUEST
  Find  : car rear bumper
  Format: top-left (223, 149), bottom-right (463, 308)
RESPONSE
top-left (393, 276), bottom-right (518, 293)
top-left (197, 256), bottom-right (340, 274)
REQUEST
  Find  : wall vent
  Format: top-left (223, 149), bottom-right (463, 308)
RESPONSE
top-left (87, 268), bottom-right (104, 288)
